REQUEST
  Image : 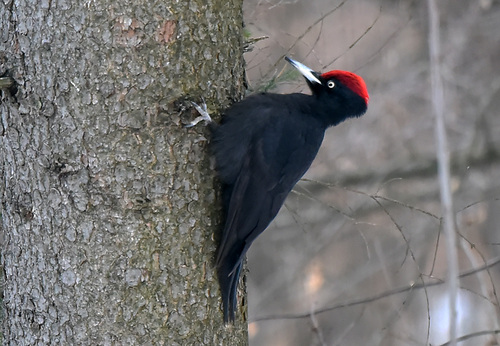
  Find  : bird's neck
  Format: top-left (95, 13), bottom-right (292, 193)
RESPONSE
top-left (311, 95), bottom-right (366, 128)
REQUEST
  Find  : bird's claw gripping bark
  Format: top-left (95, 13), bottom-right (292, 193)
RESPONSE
top-left (185, 101), bottom-right (213, 128)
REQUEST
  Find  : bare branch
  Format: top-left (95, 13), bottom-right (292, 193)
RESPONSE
top-left (252, 255), bottom-right (500, 322)
top-left (300, 178), bottom-right (440, 219)
top-left (257, 1), bottom-right (347, 84)
top-left (427, 0), bottom-right (459, 344)
top-left (439, 330), bottom-right (500, 346)
top-left (309, 306), bottom-right (327, 346)
top-left (323, 6), bottom-right (382, 70)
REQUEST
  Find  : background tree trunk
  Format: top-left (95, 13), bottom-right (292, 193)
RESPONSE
top-left (0, 0), bottom-right (247, 343)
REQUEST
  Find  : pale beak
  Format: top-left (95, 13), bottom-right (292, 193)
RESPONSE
top-left (285, 57), bottom-right (322, 85)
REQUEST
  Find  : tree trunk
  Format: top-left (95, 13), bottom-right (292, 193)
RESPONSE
top-left (0, 0), bottom-right (247, 344)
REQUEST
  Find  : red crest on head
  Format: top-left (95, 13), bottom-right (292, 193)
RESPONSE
top-left (321, 70), bottom-right (369, 104)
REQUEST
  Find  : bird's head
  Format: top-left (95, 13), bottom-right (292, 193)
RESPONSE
top-left (285, 57), bottom-right (369, 122)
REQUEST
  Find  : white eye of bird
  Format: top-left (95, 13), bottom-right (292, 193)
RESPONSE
top-left (327, 80), bottom-right (335, 88)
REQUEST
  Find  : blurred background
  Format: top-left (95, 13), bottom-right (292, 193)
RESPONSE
top-left (241, 0), bottom-right (500, 345)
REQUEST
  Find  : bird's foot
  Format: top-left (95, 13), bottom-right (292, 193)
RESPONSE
top-left (185, 100), bottom-right (213, 128)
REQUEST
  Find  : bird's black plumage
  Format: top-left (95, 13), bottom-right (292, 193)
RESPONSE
top-left (208, 57), bottom-right (369, 323)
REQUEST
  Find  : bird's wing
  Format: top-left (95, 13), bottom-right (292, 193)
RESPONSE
top-left (216, 120), bottom-right (324, 271)
top-left (211, 100), bottom-right (256, 186)
top-left (215, 128), bottom-right (301, 322)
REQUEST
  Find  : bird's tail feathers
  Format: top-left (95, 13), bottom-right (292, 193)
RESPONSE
top-left (218, 258), bottom-right (242, 323)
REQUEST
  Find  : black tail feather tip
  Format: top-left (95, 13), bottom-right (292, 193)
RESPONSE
top-left (219, 262), bottom-right (242, 324)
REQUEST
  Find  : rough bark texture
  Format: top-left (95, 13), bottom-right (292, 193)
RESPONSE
top-left (0, 0), bottom-right (247, 344)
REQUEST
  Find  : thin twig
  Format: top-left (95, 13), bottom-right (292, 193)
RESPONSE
top-left (324, 6), bottom-right (382, 70)
top-left (254, 1), bottom-right (347, 85)
top-left (300, 178), bottom-right (439, 219)
top-left (252, 255), bottom-right (500, 322)
top-left (309, 306), bottom-right (327, 346)
top-left (439, 329), bottom-right (500, 346)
